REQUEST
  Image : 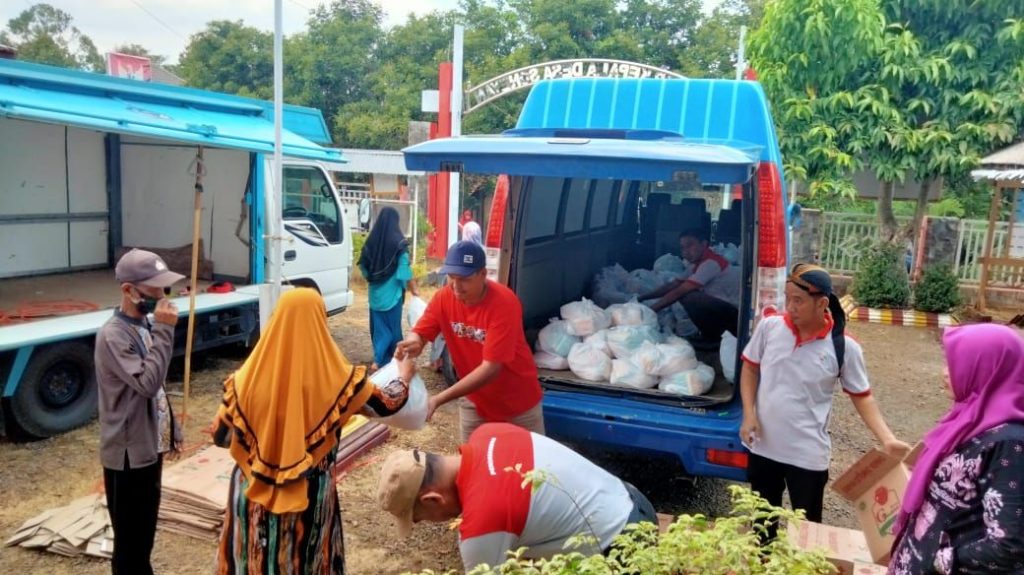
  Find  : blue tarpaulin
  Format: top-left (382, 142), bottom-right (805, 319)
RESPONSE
top-left (0, 59), bottom-right (340, 162)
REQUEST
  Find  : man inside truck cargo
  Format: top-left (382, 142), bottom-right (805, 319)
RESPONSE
top-left (396, 240), bottom-right (544, 442)
top-left (639, 228), bottom-right (739, 341)
top-left (739, 263), bottom-right (910, 540)
top-left (95, 249), bottom-right (184, 575)
top-left (377, 422), bottom-right (657, 572)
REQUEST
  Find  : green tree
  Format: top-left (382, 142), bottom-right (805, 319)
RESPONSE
top-left (873, 1), bottom-right (1024, 240)
top-left (748, 0), bottom-right (884, 201)
top-left (686, 0), bottom-right (765, 78)
top-left (178, 21), bottom-right (276, 99)
top-left (750, 0), bottom-right (1024, 241)
top-left (1, 3), bottom-right (103, 71)
top-left (287, 0), bottom-right (385, 131)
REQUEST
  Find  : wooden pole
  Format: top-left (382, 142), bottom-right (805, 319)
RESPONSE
top-left (978, 182), bottom-right (1003, 311)
top-left (1006, 188), bottom-right (1020, 258)
top-left (182, 146), bottom-right (204, 428)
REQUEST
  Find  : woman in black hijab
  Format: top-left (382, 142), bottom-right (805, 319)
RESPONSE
top-left (358, 207), bottom-right (418, 369)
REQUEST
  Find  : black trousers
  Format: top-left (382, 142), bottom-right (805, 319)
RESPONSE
top-left (680, 290), bottom-right (738, 340)
top-left (746, 452), bottom-right (829, 541)
top-left (104, 454), bottom-right (163, 575)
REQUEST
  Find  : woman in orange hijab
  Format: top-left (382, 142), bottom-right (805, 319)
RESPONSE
top-left (212, 288), bottom-right (412, 574)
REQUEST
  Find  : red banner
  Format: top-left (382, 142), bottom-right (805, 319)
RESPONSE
top-left (106, 52), bottom-right (152, 81)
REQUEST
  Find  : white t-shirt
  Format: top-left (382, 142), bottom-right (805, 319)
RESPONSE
top-left (740, 314), bottom-right (871, 471)
top-left (683, 248), bottom-right (740, 307)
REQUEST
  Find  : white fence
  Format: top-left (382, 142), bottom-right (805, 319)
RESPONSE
top-left (818, 212), bottom-right (1009, 283)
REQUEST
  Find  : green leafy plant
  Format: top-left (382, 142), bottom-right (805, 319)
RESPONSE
top-left (406, 485), bottom-right (835, 575)
top-left (350, 231), bottom-right (368, 284)
top-left (913, 264), bottom-right (961, 313)
top-left (852, 242), bottom-right (911, 309)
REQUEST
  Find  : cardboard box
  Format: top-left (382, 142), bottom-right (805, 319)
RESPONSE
top-left (831, 449), bottom-right (912, 564)
top-left (656, 513), bottom-right (674, 533)
top-left (787, 520), bottom-right (876, 575)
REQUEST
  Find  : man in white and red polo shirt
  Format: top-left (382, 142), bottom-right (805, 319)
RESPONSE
top-left (377, 423), bottom-right (656, 572)
top-left (739, 263), bottom-right (910, 539)
top-left (640, 228), bottom-right (738, 340)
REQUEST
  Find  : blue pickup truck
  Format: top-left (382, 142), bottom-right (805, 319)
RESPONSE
top-left (404, 77), bottom-right (789, 481)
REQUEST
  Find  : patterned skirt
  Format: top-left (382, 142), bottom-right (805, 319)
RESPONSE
top-left (217, 451), bottom-right (345, 574)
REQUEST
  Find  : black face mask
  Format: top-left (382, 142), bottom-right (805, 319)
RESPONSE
top-left (132, 289), bottom-right (161, 315)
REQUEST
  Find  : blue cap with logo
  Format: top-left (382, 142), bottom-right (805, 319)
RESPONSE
top-left (440, 241), bottom-right (486, 277)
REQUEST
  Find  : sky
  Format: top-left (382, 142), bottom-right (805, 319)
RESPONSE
top-left (1, 0), bottom-right (724, 65)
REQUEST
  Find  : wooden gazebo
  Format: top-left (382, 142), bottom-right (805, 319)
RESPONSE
top-left (971, 141), bottom-right (1024, 310)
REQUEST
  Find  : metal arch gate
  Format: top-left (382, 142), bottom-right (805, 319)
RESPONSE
top-left (462, 58), bottom-right (685, 115)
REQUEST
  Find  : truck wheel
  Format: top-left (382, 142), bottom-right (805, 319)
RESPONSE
top-left (10, 342), bottom-right (97, 439)
top-left (440, 347), bottom-right (457, 387)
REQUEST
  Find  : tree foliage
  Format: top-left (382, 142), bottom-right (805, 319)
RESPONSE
top-left (1, 3), bottom-right (103, 71)
top-left (410, 485), bottom-right (834, 575)
top-left (750, 0), bottom-right (1024, 239)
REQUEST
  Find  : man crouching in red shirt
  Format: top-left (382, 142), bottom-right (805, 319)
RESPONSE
top-left (396, 241), bottom-right (544, 441)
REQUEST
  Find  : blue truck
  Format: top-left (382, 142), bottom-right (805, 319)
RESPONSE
top-left (404, 77), bottom-right (789, 481)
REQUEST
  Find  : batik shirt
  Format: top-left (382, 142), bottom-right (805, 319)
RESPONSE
top-left (889, 423), bottom-right (1024, 574)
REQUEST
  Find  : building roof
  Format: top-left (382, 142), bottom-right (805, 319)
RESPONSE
top-left (325, 148), bottom-right (425, 176)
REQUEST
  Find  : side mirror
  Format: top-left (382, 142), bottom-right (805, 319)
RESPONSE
top-left (358, 198), bottom-right (372, 227)
top-left (787, 203), bottom-right (803, 230)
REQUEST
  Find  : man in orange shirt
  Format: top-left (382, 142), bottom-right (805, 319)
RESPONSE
top-left (396, 241), bottom-right (544, 441)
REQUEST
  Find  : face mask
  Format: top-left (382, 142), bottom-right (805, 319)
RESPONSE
top-left (131, 290), bottom-right (161, 315)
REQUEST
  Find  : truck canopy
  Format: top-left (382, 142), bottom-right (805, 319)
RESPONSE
top-left (0, 59), bottom-right (341, 162)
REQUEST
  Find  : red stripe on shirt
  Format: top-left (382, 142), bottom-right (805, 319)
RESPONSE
top-left (457, 424), bottom-right (535, 540)
top-left (843, 388), bottom-right (872, 397)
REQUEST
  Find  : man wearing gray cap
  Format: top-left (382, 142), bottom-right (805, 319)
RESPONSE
top-left (95, 249), bottom-right (184, 575)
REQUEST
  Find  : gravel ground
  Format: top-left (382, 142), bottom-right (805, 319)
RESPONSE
top-left (0, 288), bottom-right (950, 574)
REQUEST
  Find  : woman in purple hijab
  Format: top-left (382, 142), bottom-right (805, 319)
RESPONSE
top-left (888, 324), bottom-right (1024, 574)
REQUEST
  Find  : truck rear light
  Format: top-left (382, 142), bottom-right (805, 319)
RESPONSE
top-left (753, 161), bottom-right (788, 318)
top-left (707, 449), bottom-right (748, 469)
top-left (485, 175), bottom-right (509, 248)
top-left (755, 162), bottom-right (786, 268)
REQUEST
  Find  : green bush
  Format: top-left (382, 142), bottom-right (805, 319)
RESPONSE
top-left (409, 485), bottom-right (835, 575)
top-left (914, 264), bottom-right (961, 313)
top-left (852, 242), bottom-right (911, 309)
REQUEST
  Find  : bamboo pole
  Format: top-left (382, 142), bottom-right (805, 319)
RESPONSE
top-left (182, 146), bottom-right (204, 427)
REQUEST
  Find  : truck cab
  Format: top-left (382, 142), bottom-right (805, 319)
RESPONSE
top-left (404, 78), bottom-right (788, 481)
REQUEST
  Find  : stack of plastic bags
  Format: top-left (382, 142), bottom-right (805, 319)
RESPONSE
top-left (534, 295), bottom-right (716, 397)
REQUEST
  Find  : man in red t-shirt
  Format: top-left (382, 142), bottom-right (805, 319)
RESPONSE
top-left (396, 241), bottom-right (544, 441)
top-left (377, 423), bottom-right (656, 572)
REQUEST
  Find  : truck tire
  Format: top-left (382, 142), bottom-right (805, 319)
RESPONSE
top-left (440, 347), bottom-right (457, 387)
top-left (10, 342), bottom-right (98, 439)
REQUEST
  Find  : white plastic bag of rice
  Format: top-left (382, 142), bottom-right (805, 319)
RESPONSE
top-left (584, 329), bottom-right (613, 357)
top-left (631, 340), bottom-right (663, 375)
top-left (610, 357), bottom-right (659, 389)
top-left (658, 363), bottom-right (716, 396)
top-left (655, 340), bottom-right (698, 376)
top-left (534, 350), bottom-right (569, 370)
top-left (606, 324), bottom-right (661, 359)
top-left (567, 342), bottom-right (613, 382)
top-left (609, 297), bottom-right (658, 327)
top-left (537, 318), bottom-right (579, 357)
top-left (560, 297), bottom-right (611, 337)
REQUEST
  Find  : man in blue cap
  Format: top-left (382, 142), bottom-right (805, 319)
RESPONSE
top-left (397, 241), bottom-right (544, 441)
top-left (739, 263), bottom-right (910, 539)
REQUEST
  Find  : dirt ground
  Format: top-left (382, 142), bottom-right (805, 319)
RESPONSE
top-left (0, 286), bottom-right (951, 575)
